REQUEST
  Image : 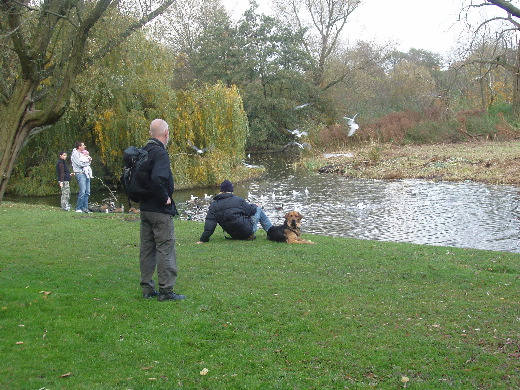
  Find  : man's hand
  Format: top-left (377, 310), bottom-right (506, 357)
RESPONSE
top-left (166, 197), bottom-right (172, 205)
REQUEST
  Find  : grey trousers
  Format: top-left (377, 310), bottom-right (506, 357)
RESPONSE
top-left (140, 210), bottom-right (178, 294)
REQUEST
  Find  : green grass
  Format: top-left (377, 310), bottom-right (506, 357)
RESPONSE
top-left (1, 202), bottom-right (519, 389)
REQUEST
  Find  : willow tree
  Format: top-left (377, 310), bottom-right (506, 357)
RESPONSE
top-left (0, 0), bottom-right (175, 201)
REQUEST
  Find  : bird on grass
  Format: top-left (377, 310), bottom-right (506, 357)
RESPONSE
top-left (188, 140), bottom-right (214, 154)
top-left (343, 113), bottom-right (359, 136)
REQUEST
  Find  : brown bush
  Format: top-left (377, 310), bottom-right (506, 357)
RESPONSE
top-left (362, 111), bottom-right (422, 142)
top-left (316, 124), bottom-right (352, 148)
top-left (495, 113), bottom-right (517, 140)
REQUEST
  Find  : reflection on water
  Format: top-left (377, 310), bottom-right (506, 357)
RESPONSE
top-left (6, 152), bottom-right (520, 253)
top-left (178, 153), bottom-right (520, 253)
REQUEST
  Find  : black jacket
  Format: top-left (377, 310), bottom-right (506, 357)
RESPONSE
top-left (139, 138), bottom-right (177, 216)
top-left (199, 193), bottom-right (256, 242)
top-left (56, 159), bottom-right (71, 182)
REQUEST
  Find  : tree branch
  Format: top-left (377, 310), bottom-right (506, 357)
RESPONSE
top-left (486, 0), bottom-right (520, 18)
top-left (85, 0), bottom-right (176, 66)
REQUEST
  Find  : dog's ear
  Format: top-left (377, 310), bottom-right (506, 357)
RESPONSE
top-left (297, 212), bottom-right (303, 220)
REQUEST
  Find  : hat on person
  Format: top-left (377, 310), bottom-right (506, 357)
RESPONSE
top-left (220, 180), bottom-right (234, 193)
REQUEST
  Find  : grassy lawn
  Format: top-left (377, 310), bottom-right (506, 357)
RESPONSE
top-left (1, 202), bottom-right (519, 389)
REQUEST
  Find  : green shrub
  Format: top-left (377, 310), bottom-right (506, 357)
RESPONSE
top-left (464, 113), bottom-right (498, 137)
top-left (404, 119), bottom-right (463, 144)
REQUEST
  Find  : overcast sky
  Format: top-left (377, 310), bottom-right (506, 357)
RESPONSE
top-left (222, 0), bottom-right (505, 56)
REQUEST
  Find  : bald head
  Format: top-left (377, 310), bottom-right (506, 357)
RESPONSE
top-left (149, 119), bottom-right (169, 145)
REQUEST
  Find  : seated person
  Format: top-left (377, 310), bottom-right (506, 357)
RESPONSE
top-left (197, 180), bottom-right (273, 243)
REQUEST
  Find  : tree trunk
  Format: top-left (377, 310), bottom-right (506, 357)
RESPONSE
top-left (0, 0), bottom-right (176, 203)
top-left (0, 81), bottom-right (37, 200)
top-left (512, 44), bottom-right (520, 119)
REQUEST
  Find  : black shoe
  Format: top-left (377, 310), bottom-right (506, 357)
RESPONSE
top-left (142, 290), bottom-right (159, 299)
top-left (158, 292), bottom-right (186, 301)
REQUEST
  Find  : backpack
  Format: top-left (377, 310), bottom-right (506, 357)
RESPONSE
top-left (121, 145), bottom-right (152, 203)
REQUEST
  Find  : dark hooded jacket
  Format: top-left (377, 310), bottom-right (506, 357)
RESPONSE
top-left (56, 159), bottom-right (71, 182)
top-left (139, 138), bottom-right (177, 216)
top-left (199, 193), bottom-right (256, 242)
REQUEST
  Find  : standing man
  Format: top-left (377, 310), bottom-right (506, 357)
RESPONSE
top-left (71, 141), bottom-right (91, 213)
top-left (139, 119), bottom-right (185, 301)
top-left (56, 151), bottom-right (73, 211)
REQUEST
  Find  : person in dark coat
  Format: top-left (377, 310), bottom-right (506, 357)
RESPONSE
top-left (56, 151), bottom-right (74, 211)
top-left (139, 119), bottom-right (185, 302)
top-left (197, 180), bottom-right (273, 243)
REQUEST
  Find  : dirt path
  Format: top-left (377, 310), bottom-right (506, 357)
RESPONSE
top-left (310, 141), bottom-right (520, 185)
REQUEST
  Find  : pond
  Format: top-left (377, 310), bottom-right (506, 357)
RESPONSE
top-left (5, 152), bottom-right (520, 253)
top-left (180, 153), bottom-right (520, 253)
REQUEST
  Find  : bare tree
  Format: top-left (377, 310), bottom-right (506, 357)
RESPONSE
top-left (157, 0), bottom-right (226, 53)
top-left (0, 0), bottom-right (175, 201)
top-left (486, 0), bottom-right (520, 18)
top-left (273, 0), bottom-right (361, 89)
top-left (463, 0), bottom-right (520, 117)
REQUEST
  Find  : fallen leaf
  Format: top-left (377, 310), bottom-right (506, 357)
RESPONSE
top-left (200, 368), bottom-right (209, 376)
top-left (59, 372), bottom-right (72, 378)
top-left (16, 341), bottom-right (24, 345)
top-left (39, 291), bottom-right (52, 296)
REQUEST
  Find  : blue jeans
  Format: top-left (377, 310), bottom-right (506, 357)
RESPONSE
top-left (251, 206), bottom-right (273, 233)
top-left (75, 172), bottom-right (90, 211)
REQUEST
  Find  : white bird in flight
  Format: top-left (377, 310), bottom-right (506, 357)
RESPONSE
top-left (287, 128), bottom-right (308, 138)
top-left (293, 103), bottom-right (310, 110)
top-left (188, 140), bottom-right (214, 154)
top-left (284, 141), bottom-right (311, 150)
top-left (343, 113), bottom-right (359, 136)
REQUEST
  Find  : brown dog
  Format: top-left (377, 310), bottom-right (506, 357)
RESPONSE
top-left (267, 211), bottom-right (315, 244)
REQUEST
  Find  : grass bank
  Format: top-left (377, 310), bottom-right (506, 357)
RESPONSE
top-left (1, 203), bottom-right (519, 389)
top-left (307, 141), bottom-right (520, 185)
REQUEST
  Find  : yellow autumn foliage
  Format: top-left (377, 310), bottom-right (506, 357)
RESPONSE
top-left (92, 83), bottom-right (249, 189)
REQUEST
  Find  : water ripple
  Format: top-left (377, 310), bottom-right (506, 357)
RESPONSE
top-left (175, 154), bottom-right (520, 253)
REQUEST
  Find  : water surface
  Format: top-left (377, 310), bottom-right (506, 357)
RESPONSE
top-left (6, 152), bottom-right (520, 253)
top-left (180, 153), bottom-right (520, 253)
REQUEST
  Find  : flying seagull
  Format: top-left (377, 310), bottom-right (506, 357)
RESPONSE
top-left (343, 113), bottom-right (359, 136)
top-left (188, 140), bottom-right (214, 154)
top-left (284, 141), bottom-right (311, 150)
top-left (287, 128), bottom-right (308, 138)
top-left (293, 103), bottom-right (310, 110)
